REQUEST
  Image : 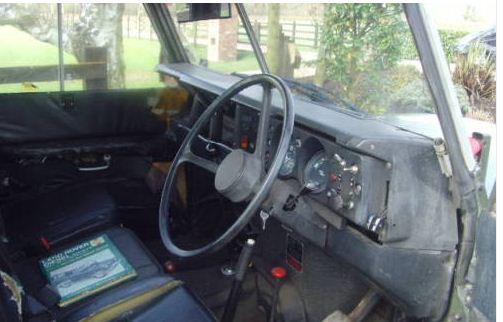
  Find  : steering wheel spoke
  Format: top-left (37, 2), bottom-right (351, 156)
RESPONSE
top-left (254, 83), bottom-right (272, 164)
top-left (180, 147), bottom-right (219, 174)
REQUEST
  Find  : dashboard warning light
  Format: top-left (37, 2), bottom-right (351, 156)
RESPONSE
top-left (240, 135), bottom-right (249, 150)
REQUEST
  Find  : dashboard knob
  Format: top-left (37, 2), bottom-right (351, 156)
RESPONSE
top-left (332, 194), bottom-right (344, 210)
top-left (354, 184), bottom-right (362, 196)
top-left (344, 201), bottom-right (355, 210)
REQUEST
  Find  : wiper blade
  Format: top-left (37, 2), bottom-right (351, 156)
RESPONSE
top-left (282, 78), bottom-right (331, 102)
top-left (281, 78), bottom-right (366, 114)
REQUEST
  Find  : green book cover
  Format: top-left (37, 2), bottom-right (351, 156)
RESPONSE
top-left (39, 234), bottom-right (137, 307)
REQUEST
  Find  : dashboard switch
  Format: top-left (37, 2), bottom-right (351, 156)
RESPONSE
top-left (343, 165), bottom-right (359, 174)
top-left (333, 153), bottom-right (346, 166)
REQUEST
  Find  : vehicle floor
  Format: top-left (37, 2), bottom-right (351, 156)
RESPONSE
top-left (174, 265), bottom-right (265, 322)
top-left (137, 225), bottom-right (267, 321)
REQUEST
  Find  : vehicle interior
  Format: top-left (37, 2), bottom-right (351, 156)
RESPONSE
top-left (0, 3), bottom-right (494, 322)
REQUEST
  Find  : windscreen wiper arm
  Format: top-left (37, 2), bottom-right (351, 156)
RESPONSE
top-left (282, 78), bottom-right (366, 114)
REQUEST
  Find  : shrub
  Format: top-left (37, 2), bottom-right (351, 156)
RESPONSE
top-left (345, 65), bottom-right (471, 115)
top-left (453, 42), bottom-right (496, 105)
top-left (390, 79), bottom-right (471, 114)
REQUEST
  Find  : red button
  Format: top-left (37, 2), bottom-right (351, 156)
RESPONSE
top-left (271, 267), bottom-right (287, 279)
top-left (330, 174), bottom-right (338, 182)
top-left (163, 261), bottom-right (177, 273)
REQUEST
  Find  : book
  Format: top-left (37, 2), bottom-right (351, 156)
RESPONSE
top-left (39, 234), bottom-right (137, 307)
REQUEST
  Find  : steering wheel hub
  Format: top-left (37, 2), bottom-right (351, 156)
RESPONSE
top-left (215, 149), bottom-right (261, 203)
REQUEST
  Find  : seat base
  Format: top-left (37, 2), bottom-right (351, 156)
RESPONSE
top-left (15, 227), bottom-right (216, 322)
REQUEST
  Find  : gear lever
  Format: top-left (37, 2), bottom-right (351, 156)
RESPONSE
top-left (222, 239), bottom-right (256, 322)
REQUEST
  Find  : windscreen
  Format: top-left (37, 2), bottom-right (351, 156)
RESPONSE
top-left (243, 3), bottom-right (447, 117)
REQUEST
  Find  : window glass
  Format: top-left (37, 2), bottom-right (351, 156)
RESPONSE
top-left (425, 2), bottom-right (496, 123)
top-left (0, 4), bottom-right (164, 93)
top-left (168, 4), bottom-right (261, 75)
top-left (61, 3), bottom-right (164, 91)
top-left (0, 4), bottom-right (60, 93)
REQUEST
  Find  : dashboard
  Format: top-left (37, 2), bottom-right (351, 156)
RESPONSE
top-left (233, 103), bottom-right (391, 231)
top-left (159, 63), bottom-right (459, 320)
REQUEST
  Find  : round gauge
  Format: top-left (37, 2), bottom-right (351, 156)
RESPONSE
top-left (304, 151), bottom-right (329, 193)
top-left (279, 145), bottom-right (297, 177)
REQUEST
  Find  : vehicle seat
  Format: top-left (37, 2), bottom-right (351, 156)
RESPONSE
top-left (0, 227), bottom-right (216, 322)
top-left (1, 184), bottom-right (117, 254)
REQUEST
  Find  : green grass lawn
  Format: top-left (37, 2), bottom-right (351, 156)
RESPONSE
top-left (0, 25), bottom-right (261, 94)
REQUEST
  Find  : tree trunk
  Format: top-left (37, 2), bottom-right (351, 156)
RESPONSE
top-left (314, 45), bottom-right (327, 87)
top-left (266, 4), bottom-right (282, 75)
top-left (71, 4), bottom-right (125, 88)
top-left (313, 4), bottom-right (328, 87)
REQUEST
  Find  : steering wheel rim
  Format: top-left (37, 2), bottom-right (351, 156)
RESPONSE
top-left (159, 74), bottom-right (294, 258)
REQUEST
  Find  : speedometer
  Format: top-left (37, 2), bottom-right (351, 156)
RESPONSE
top-left (304, 151), bottom-right (329, 193)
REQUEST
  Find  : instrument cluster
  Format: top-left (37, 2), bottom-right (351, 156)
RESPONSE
top-left (235, 103), bottom-right (390, 228)
top-left (262, 120), bottom-right (366, 218)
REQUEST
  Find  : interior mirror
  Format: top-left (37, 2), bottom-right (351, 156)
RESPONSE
top-left (176, 3), bottom-right (231, 23)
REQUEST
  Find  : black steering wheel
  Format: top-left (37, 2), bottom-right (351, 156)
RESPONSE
top-left (159, 74), bottom-right (294, 258)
